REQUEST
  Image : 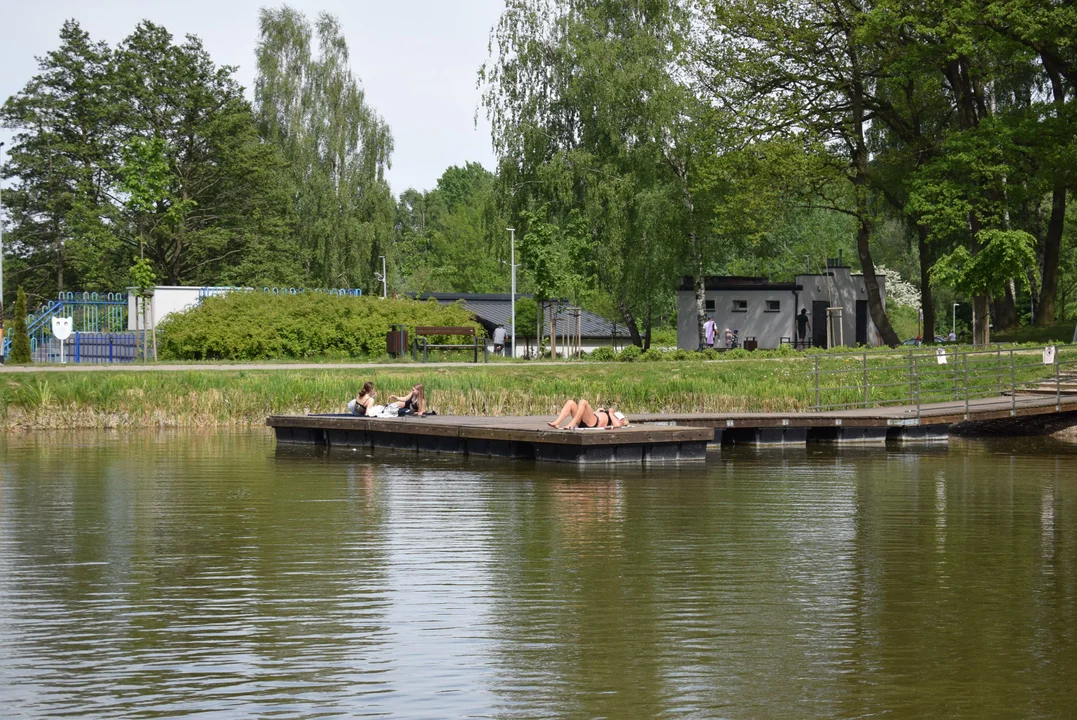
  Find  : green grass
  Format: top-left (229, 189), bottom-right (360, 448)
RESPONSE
top-left (2, 345), bottom-right (1069, 429)
top-left (992, 322), bottom-right (1076, 344)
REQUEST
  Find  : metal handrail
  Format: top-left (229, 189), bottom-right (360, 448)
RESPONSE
top-left (809, 343), bottom-right (1077, 415)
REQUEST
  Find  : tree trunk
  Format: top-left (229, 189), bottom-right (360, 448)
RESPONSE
top-left (973, 295), bottom-right (990, 345)
top-left (692, 233), bottom-right (707, 351)
top-left (994, 280), bottom-right (1018, 330)
top-left (917, 224), bottom-right (936, 339)
top-left (855, 214), bottom-right (899, 347)
top-left (618, 301), bottom-right (643, 348)
top-left (1037, 54), bottom-right (1070, 326)
top-left (1035, 183), bottom-right (1066, 325)
top-left (642, 303), bottom-right (653, 351)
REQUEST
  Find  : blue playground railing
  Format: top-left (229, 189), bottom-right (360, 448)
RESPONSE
top-left (3, 292), bottom-right (131, 362)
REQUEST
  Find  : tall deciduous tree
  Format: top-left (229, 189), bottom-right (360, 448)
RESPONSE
top-left (0, 20), bottom-right (118, 300)
top-left (255, 6), bottom-right (394, 289)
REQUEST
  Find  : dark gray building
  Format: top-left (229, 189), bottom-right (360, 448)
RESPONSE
top-left (414, 293), bottom-right (626, 357)
top-left (676, 263), bottom-right (887, 350)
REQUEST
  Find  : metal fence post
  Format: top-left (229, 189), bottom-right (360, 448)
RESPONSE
top-left (996, 347), bottom-right (1002, 394)
top-left (1010, 348), bottom-right (1016, 416)
top-left (1056, 346), bottom-right (1062, 411)
top-left (914, 354), bottom-right (921, 419)
top-left (908, 349), bottom-right (915, 405)
top-left (423, 338), bottom-right (428, 364)
top-left (963, 351), bottom-right (969, 419)
top-left (814, 355), bottom-right (820, 409)
top-left (862, 352), bottom-right (869, 407)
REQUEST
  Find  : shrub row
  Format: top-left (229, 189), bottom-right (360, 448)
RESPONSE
top-left (157, 292), bottom-right (482, 360)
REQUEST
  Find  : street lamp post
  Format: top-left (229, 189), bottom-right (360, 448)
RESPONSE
top-left (508, 227), bottom-right (516, 359)
top-left (952, 302), bottom-right (959, 340)
top-left (378, 255), bottom-right (387, 299)
top-left (0, 141), bottom-right (6, 363)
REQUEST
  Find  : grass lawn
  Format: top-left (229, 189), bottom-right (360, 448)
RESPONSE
top-left (2, 346), bottom-right (1068, 430)
top-left (993, 322), bottom-right (1076, 344)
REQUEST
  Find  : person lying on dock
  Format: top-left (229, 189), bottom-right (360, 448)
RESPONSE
top-left (388, 384), bottom-right (428, 416)
top-left (547, 399), bottom-right (629, 430)
top-left (347, 382), bottom-right (376, 416)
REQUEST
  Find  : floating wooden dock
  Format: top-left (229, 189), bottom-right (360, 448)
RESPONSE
top-left (268, 393), bottom-right (1077, 463)
top-left (268, 414), bottom-right (712, 464)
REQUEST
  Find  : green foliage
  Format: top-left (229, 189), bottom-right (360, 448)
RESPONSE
top-left (588, 346), bottom-right (617, 361)
top-left (617, 345), bottom-right (642, 362)
top-left (157, 292), bottom-right (481, 361)
top-left (930, 230), bottom-right (1039, 298)
top-left (255, 6), bottom-right (394, 290)
top-left (129, 258), bottom-right (157, 298)
top-left (9, 288), bottom-right (32, 364)
top-left (0, 18), bottom-right (297, 297)
top-left (886, 304), bottom-right (921, 343)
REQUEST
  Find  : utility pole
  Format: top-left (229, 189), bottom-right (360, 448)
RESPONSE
top-left (508, 227), bottom-right (516, 359)
top-left (0, 141), bottom-right (6, 363)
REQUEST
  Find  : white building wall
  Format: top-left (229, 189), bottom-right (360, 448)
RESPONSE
top-left (127, 286), bottom-right (207, 330)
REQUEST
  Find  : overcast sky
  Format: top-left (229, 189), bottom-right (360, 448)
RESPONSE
top-left (1, 0), bottom-right (505, 194)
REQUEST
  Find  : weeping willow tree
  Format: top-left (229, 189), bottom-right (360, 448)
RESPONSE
top-left (255, 6), bottom-right (395, 289)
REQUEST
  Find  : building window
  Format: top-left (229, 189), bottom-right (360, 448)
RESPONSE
top-left (732, 299), bottom-right (748, 312)
top-left (705, 299), bottom-right (715, 312)
top-left (765, 300), bottom-right (781, 312)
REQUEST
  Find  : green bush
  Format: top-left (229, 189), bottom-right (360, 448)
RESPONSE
top-left (8, 287), bottom-right (32, 364)
top-left (157, 292), bottom-right (482, 360)
top-left (588, 346), bottom-right (617, 361)
top-left (640, 348), bottom-right (668, 362)
top-left (617, 345), bottom-right (642, 362)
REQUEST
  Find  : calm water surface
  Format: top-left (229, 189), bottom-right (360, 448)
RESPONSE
top-left (1, 430), bottom-right (1075, 719)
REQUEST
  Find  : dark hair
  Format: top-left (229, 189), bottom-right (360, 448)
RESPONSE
top-left (358, 381), bottom-right (375, 399)
top-left (800, 308), bottom-right (808, 314)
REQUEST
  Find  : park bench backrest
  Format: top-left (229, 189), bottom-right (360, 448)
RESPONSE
top-left (415, 326), bottom-right (475, 336)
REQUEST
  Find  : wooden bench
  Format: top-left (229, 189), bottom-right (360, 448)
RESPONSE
top-left (413, 326), bottom-right (487, 363)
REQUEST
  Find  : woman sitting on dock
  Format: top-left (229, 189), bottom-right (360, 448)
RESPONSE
top-left (347, 382), bottom-right (376, 416)
top-left (547, 399), bottom-right (628, 430)
top-left (388, 384), bottom-right (427, 416)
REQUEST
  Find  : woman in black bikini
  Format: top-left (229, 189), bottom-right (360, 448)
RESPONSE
top-left (388, 383), bottom-right (427, 416)
top-left (348, 381), bottom-right (376, 416)
top-left (547, 398), bottom-right (628, 430)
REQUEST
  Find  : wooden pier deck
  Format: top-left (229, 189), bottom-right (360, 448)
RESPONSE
top-left (268, 414), bottom-right (713, 464)
top-left (268, 392), bottom-right (1077, 463)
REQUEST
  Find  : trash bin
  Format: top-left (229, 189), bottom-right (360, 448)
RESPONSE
top-left (744, 337), bottom-right (758, 351)
top-left (386, 326), bottom-right (408, 356)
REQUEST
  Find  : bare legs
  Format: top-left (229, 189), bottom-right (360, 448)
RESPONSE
top-left (548, 400), bottom-right (577, 428)
top-left (548, 399), bottom-right (599, 429)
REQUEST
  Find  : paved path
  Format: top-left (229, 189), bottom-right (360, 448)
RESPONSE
top-left (0, 361), bottom-right (545, 374)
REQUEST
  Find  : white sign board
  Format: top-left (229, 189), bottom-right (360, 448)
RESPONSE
top-left (1043, 346), bottom-right (1056, 365)
top-left (51, 316), bottom-right (73, 340)
top-left (51, 317), bottom-right (74, 364)
top-left (936, 347), bottom-right (948, 365)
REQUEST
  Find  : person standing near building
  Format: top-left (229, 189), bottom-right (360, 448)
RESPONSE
top-left (493, 324), bottom-right (507, 356)
top-left (703, 316), bottom-right (717, 350)
top-left (796, 308), bottom-right (811, 349)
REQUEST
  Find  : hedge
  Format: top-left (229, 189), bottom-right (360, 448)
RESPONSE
top-left (157, 292), bottom-right (482, 360)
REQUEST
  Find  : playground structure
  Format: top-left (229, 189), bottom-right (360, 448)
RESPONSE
top-left (3, 286), bottom-right (363, 364)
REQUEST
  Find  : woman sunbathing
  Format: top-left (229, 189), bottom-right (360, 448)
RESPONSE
top-left (347, 382), bottom-right (377, 416)
top-left (547, 399), bottom-right (629, 430)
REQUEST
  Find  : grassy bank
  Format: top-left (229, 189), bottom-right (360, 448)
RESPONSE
top-left (1, 362), bottom-right (811, 429)
top-left (2, 348), bottom-right (1065, 430)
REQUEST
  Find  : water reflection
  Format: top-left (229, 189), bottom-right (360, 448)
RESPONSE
top-left (0, 432), bottom-right (1075, 718)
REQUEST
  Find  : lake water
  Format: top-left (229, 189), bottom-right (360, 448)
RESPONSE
top-left (1, 430), bottom-right (1075, 719)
